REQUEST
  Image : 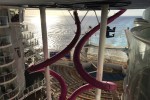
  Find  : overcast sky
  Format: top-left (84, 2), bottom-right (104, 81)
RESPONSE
top-left (25, 9), bottom-right (145, 16)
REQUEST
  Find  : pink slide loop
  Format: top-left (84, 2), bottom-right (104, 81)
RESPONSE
top-left (38, 69), bottom-right (67, 100)
top-left (73, 9), bottom-right (126, 91)
top-left (27, 10), bottom-right (81, 72)
top-left (68, 84), bottom-right (94, 100)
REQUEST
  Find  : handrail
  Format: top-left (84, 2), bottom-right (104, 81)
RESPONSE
top-left (0, 60), bottom-right (15, 68)
top-left (24, 52), bottom-right (35, 58)
top-left (38, 69), bottom-right (67, 100)
top-left (0, 36), bottom-right (11, 47)
top-left (22, 32), bottom-right (34, 40)
top-left (0, 86), bottom-right (19, 100)
top-left (0, 53), bottom-right (14, 65)
top-left (16, 78), bottom-right (45, 100)
top-left (23, 42), bottom-right (39, 49)
top-left (0, 70), bottom-right (17, 84)
top-left (80, 52), bottom-right (97, 69)
top-left (0, 68), bottom-right (16, 76)
top-left (0, 53), bottom-right (14, 59)
top-left (87, 53), bottom-right (127, 62)
top-left (0, 78), bottom-right (45, 100)
top-left (21, 24), bottom-right (28, 32)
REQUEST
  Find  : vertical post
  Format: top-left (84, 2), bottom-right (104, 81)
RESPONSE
top-left (40, 7), bottom-right (51, 100)
top-left (19, 8), bottom-right (24, 22)
top-left (95, 4), bottom-right (109, 100)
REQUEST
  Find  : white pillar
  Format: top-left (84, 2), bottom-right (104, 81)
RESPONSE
top-left (95, 5), bottom-right (109, 100)
top-left (19, 7), bottom-right (24, 22)
top-left (40, 7), bottom-right (51, 100)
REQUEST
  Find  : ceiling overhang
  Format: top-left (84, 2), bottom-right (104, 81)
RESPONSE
top-left (0, 0), bottom-right (149, 10)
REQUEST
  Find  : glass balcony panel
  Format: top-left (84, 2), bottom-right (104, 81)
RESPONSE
top-left (0, 16), bottom-right (8, 26)
top-left (3, 87), bottom-right (19, 100)
top-left (0, 36), bottom-right (11, 47)
top-left (0, 70), bottom-right (16, 84)
top-left (0, 54), bottom-right (14, 65)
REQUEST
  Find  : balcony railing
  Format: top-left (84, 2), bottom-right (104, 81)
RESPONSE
top-left (0, 70), bottom-right (17, 85)
top-left (0, 16), bottom-right (8, 27)
top-left (24, 50), bottom-right (35, 58)
top-left (22, 32), bottom-right (34, 40)
top-left (0, 54), bottom-right (14, 66)
top-left (21, 24), bottom-right (28, 32)
top-left (0, 36), bottom-right (11, 48)
top-left (23, 40), bottom-right (39, 49)
top-left (0, 87), bottom-right (19, 100)
top-left (13, 78), bottom-right (45, 100)
top-left (35, 48), bottom-right (43, 53)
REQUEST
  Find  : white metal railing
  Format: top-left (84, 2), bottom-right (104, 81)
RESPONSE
top-left (85, 41), bottom-right (98, 47)
top-left (23, 40), bottom-right (39, 49)
top-left (0, 54), bottom-right (14, 66)
top-left (0, 87), bottom-right (19, 100)
top-left (35, 48), bottom-right (43, 53)
top-left (0, 70), bottom-right (17, 84)
top-left (87, 52), bottom-right (127, 62)
top-left (21, 24), bottom-right (28, 32)
top-left (0, 16), bottom-right (8, 26)
top-left (0, 78), bottom-right (45, 100)
top-left (22, 32), bottom-right (34, 40)
top-left (25, 57), bottom-right (44, 69)
top-left (14, 78), bottom-right (45, 100)
top-left (28, 39), bottom-right (39, 46)
top-left (24, 50), bottom-right (35, 58)
top-left (80, 52), bottom-right (97, 69)
top-left (0, 36), bottom-right (11, 47)
top-left (34, 57), bottom-right (44, 65)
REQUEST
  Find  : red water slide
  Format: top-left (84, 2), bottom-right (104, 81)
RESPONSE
top-left (27, 9), bottom-right (126, 100)
top-left (27, 10), bottom-right (81, 72)
top-left (38, 69), bottom-right (67, 100)
top-left (27, 10), bottom-right (81, 100)
top-left (68, 84), bottom-right (94, 100)
top-left (73, 9), bottom-right (126, 91)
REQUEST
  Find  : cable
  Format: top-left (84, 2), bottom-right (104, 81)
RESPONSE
top-left (81, 10), bottom-right (89, 23)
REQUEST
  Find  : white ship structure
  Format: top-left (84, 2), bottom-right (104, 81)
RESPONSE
top-left (0, 1), bottom-right (150, 100)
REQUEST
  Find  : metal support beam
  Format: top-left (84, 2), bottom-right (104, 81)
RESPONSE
top-left (96, 4), bottom-right (109, 100)
top-left (40, 7), bottom-right (51, 100)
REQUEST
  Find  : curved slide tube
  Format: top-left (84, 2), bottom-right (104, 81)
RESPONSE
top-left (27, 10), bottom-right (81, 72)
top-left (73, 9), bottom-right (126, 91)
top-left (68, 84), bottom-right (94, 100)
top-left (39, 69), bottom-right (67, 100)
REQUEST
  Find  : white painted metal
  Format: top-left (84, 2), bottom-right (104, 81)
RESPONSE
top-left (40, 7), bottom-right (51, 100)
top-left (0, 0), bottom-right (150, 9)
top-left (95, 4), bottom-right (109, 100)
top-left (19, 8), bottom-right (24, 22)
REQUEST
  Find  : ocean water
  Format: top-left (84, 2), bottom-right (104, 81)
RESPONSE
top-left (24, 15), bottom-right (141, 51)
